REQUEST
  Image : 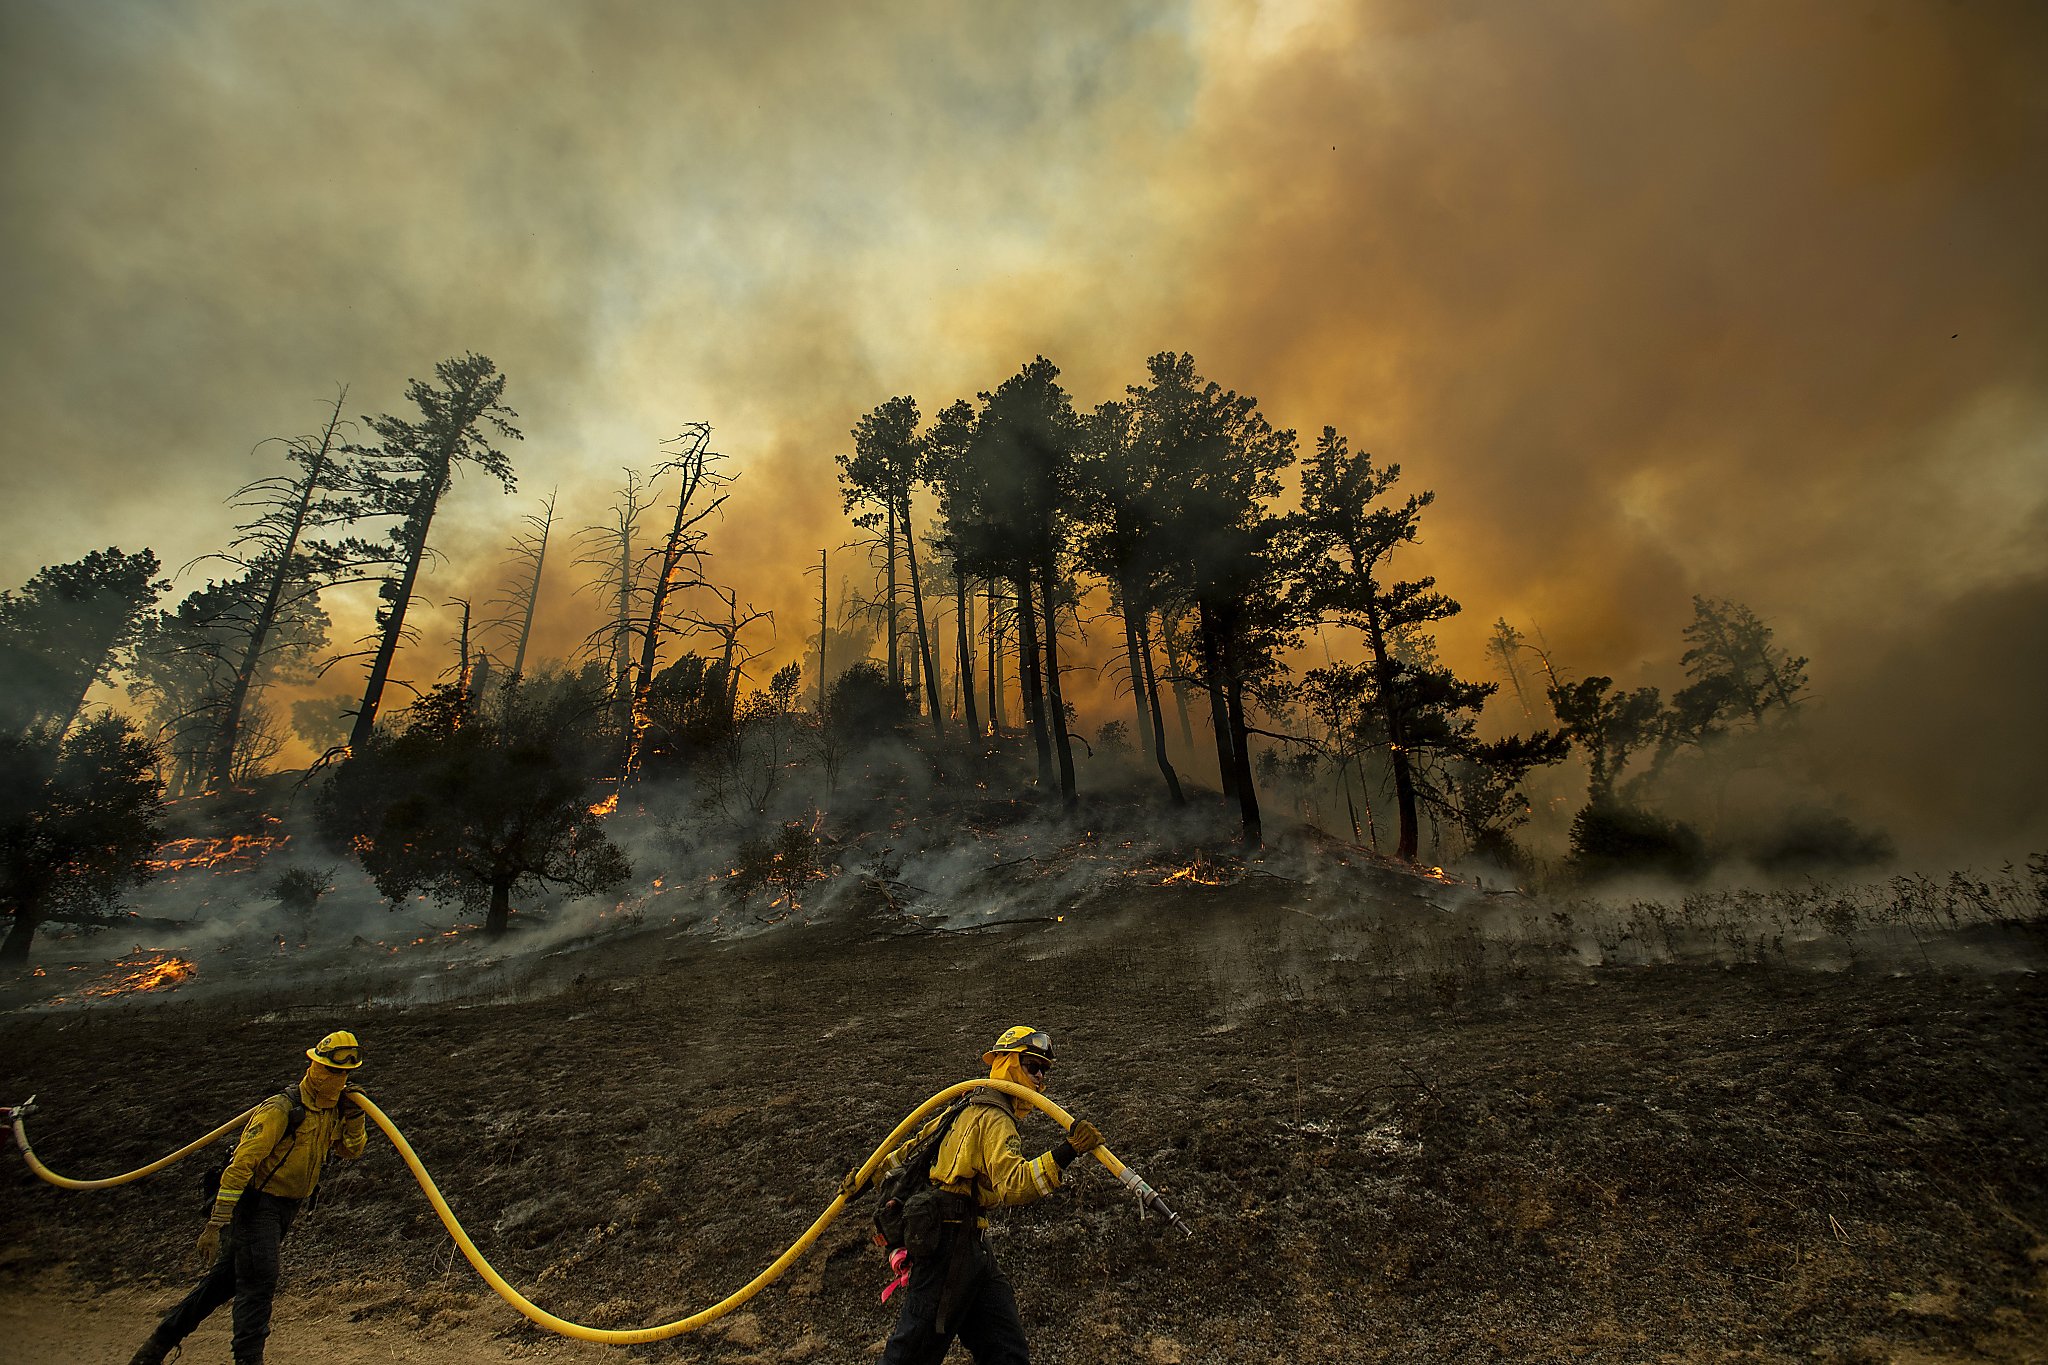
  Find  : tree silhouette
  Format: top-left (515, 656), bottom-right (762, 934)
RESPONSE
top-left (923, 400), bottom-right (981, 740)
top-left (1130, 353), bottom-right (1296, 840)
top-left (0, 548), bottom-right (166, 738)
top-left (0, 712), bottom-right (165, 963)
top-left (575, 467), bottom-right (657, 756)
top-left (200, 387), bottom-right (372, 789)
top-left (1075, 397), bottom-right (1184, 803)
top-left (487, 490), bottom-right (557, 683)
top-left (626, 425), bottom-right (730, 777)
top-left (1549, 675), bottom-right (1664, 804)
top-left (344, 354), bottom-right (520, 751)
top-left (839, 396), bottom-right (944, 737)
top-left (1296, 426), bottom-right (1465, 860)
top-left (318, 673), bottom-right (627, 936)
top-left (1674, 596), bottom-right (1809, 734)
top-left (129, 573), bottom-right (328, 794)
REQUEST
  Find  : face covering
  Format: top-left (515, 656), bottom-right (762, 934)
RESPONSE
top-left (989, 1053), bottom-right (1044, 1115)
top-left (301, 1063), bottom-right (349, 1108)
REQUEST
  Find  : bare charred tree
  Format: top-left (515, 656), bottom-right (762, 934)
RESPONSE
top-left (488, 489), bottom-right (557, 684)
top-left (344, 354), bottom-right (520, 752)
top-left (0, 712), bottom-right (165, 964)
top-left (1486, 618), bottom-right (1537, 719)
top-left (200, 388), bottom-right (371, 788)
top-left (0, 548), bottom-right (167, 739)
top-left (678, 583), bottom-right (774, 727)
top-left (575, 467), bottom-right (656, 754)
top-left (627, 425), bottom-right (730, 777)
top-left (804, 549), bottom-right (829, 715)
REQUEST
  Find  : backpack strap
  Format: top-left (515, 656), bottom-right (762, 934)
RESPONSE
top-left (247, 1087), bottom-right (308, 1197)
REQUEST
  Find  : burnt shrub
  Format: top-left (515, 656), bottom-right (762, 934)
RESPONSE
top-left (1568, 800), bottom-right (1709, 883)
top-left (1746, 808), bottom-right (1893, 876)
top-left (823, 660), bottom-right (910, 746)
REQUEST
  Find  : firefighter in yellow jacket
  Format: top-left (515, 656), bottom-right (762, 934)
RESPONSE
top-left (878, 1026), bottom-right (1102, 1364)
top-left (128, 1030), bottom-right (370, 1365)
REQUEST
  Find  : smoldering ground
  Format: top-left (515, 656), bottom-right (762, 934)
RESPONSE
top-left (4, 842), bottom-right (2046, 1363)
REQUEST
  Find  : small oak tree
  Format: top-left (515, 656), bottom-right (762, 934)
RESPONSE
top-left (318, 672), bottom-right (627, 935)
top-left (0, 713), bottom-right (166, 963)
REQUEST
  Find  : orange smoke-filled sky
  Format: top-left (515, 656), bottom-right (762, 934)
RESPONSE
top-left (2, 1), bottom-right (2043, 858)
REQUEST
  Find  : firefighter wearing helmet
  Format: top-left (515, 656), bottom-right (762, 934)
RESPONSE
top-left (128, 1030), bottom-right (371, 1365)
top-left (877, 1025), bottom-right (1102, 1363)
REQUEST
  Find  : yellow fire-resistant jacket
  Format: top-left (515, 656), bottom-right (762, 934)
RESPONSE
top-left (209, 1081), bottom-right (368, 1221)
top-left (888, 1087), bottom-right (1064, 1230)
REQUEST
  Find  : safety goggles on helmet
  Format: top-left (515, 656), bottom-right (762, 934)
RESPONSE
top-left (983, 1026), bottom-right (1054, 1067)
top-left (306, 1030), bottom-right (364, 1070)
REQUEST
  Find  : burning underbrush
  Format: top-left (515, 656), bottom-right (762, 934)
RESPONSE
top-left (6, 772), bottom-right (2045, 1024)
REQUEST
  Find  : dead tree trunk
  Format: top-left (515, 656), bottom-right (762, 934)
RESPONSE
top-left (350, 466), bottom-right (450, 751)
top-left (504, 491), bottom-right (555, 681)
top-left (211, 389), bottom-right (346, 790)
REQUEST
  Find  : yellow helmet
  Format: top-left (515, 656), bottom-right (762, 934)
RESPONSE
top-left (981, 1025), bottom-right (1053, 1068)
top-left (306, 1029), bottom-right (363, 1070)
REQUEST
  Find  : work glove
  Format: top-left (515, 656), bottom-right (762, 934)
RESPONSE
top-left (341, 1083), bottom-right (370, 1108)
top-left (836, 1168), bottom-right (868, 1200)
top-left (1051, 1119), bottom-right (1104, 1169)
top-left (189, 1221), bottom-right (225, 1270)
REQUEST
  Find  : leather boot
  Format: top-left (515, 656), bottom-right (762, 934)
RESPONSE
top-left (126, 1338), bottom-right (174, 1365)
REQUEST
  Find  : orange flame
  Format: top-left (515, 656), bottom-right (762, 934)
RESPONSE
top-left (147, 832), bottom-right (286, 875)
top-left (1161, 859), bottom-right (1229, 887)
top-left (80, 954), bottom-right (197, 997)
top-left (588, 791), bottom-right (620, 818)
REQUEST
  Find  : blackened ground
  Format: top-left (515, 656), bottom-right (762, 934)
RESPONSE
top-left (2, 878), bottom-right (2045, 1364)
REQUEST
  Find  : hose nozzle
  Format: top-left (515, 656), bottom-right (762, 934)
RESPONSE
top-left (1114, 1164), bottom-right (1194, 1238)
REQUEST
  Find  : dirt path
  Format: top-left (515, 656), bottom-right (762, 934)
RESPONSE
top-left (0, 1273), bottom-right (629, 1364)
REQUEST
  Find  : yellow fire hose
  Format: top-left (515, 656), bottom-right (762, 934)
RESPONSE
top-left (8, 1078), bottom-right (1188, 1346)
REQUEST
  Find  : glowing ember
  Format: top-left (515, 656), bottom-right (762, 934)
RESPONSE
top-left (1161, 861), bottom-right (1230, 887)
top-left (147, 830), bottom-right (287, 876)
top-left (588, 791), bottom-right (620, 818)
top-left (79, 954), bottom-right (197, 998)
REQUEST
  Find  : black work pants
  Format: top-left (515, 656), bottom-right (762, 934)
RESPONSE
top-left (145, 1192), bottom-right (299, 1364)
top-left (881, 1231), bottom-right (1029, 1365)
